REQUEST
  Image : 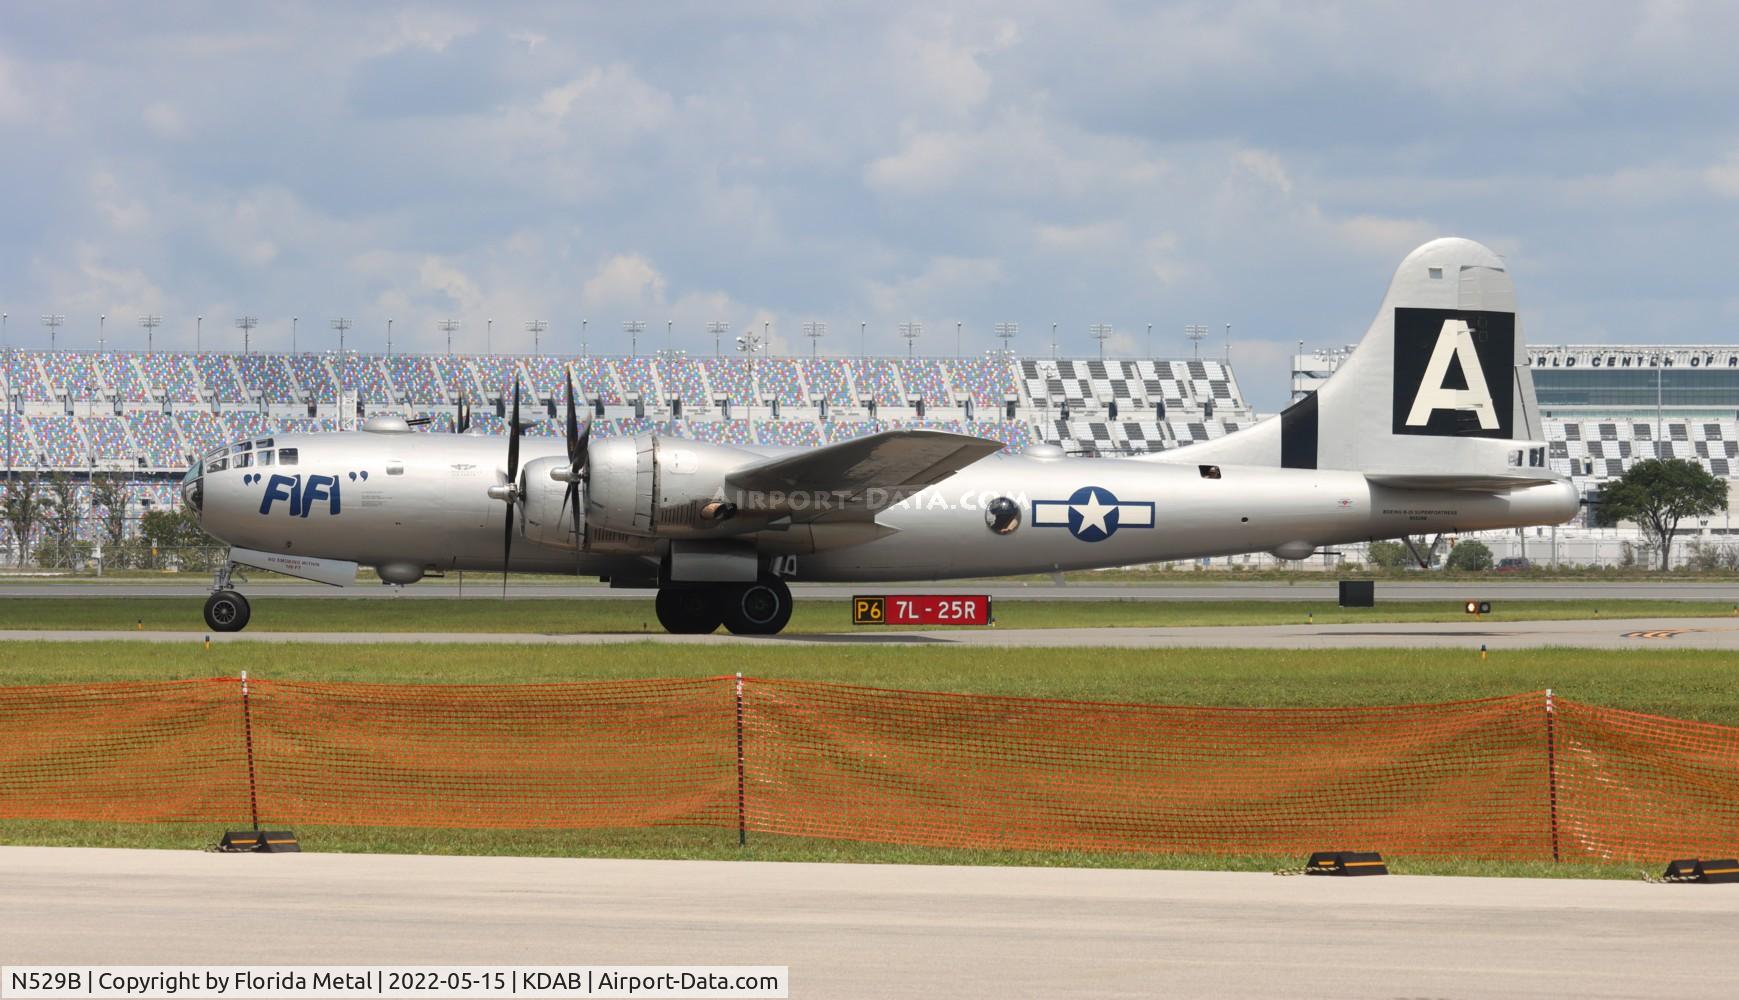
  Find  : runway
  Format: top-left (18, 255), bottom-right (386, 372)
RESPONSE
top-left (2, 579), bottom-right (1734, 602)
top-left (2, 847), bottom-right (1733, 999)
top-left (8, 616), bottom-right (1739, 648)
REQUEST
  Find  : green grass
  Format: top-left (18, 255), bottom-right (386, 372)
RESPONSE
top-left (0, 819), bottom-right (1650, 881)
top-left (5, 640), bottom-right (1739, 722)
top-left (3, 595), bottom-right (1736, 633)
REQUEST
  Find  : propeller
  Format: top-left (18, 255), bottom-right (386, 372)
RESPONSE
top-left (557, 368), bottom-right (591, 537)
top-left (488, 378), bottom-right (523, 598)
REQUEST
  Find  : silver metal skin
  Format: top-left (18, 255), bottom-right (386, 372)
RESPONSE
top-left (185, 238), bottom-right (1580, 633)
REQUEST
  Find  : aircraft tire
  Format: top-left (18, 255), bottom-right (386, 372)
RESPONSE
top-left (203, 590), bottom-right (251, 633)
top-left (720, 574), bottom-right (792, 636)
top-left (655, 586), bottom-right (724, 634)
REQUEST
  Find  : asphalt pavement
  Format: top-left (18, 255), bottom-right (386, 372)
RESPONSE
top-left (3, 847), bottom-right (1733, 999)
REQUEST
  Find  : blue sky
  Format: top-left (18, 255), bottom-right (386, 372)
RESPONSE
top-left (2, 1), bottom-right (1737, 409)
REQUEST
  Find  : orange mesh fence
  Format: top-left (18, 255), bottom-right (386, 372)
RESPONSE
top-left (1, 677), bottom-right (1735, 863)
top-left (742, 681), bottom-right (1552, 858)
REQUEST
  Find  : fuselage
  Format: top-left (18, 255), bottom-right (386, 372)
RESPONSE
top-left (187, 429), bottom-right (1579, 582)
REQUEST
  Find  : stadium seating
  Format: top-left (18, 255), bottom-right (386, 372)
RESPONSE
top-left (849, 359), bottom-right (905, 405)
top-left (289, 354), bottom-right (337, 402)
top-left (236, 354), bottom-right (296, 404)
top-left (137, 354), bottom-right (202, 402)
top-left (95, 354), bottom-right (148, 402)
top-left (387, 355), bottom-right (444, 405)
top-left (803, 358), bottom-right (855, 405)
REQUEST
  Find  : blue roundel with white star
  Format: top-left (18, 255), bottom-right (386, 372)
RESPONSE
top-left (1031, 486), bottom-right (1156, 542)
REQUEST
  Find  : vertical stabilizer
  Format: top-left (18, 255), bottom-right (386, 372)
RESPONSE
top-left (1147, 237), bottom-right (1551, 485)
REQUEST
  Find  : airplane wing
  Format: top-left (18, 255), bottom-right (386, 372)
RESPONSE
top-left (726, 428), bottom-right (1003, 516)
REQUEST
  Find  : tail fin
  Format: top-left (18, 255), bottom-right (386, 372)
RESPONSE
top-left (1149, 237), bottom-right (1551, 488)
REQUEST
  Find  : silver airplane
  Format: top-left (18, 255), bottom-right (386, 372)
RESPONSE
top-left (184, 237), bottom-right (1577, 634)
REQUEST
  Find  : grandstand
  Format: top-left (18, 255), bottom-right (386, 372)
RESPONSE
top-left (0, 349), bottom-right (1254, 479)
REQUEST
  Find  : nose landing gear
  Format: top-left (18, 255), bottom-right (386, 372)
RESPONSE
top-left (204, 559), bottom-right (252, 632)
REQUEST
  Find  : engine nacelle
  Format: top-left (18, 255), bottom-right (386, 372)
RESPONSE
top-left (586, 434), bottom-right (763, 538)
top-left (519, 456), bottom-right (584, 550)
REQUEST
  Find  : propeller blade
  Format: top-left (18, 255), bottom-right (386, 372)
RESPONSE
top-left (502, 377), bottom-right (522, 598)
top-left (559, 370), bottom-right (591, 536)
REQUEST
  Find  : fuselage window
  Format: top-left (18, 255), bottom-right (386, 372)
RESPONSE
top-left (257, 451), bottom-right (274, 467)
top-left (386, 462), bottom-right (405, 476)
top-left (278, 448), bottom-right (299, 466)
top-left (234, 452), bottom-right (252, 468)
top-left (256, 437), bottom-right (274, 449)
top-left (207, 456), bottom-right (229, 473)
top-left (233, 440), bottom-right (252, 453)
top-left (1199, 465), bottom-right (1222, 479)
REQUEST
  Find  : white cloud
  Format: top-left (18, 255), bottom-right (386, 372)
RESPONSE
top-left (1333, 215), bottom-right (1437, 256)
top-left (581, 253), bottom-right (669, 311)
top-left (142, 101), bottom-right (186, 138)
top-left (1705, 151), bottom-right (1739, 198)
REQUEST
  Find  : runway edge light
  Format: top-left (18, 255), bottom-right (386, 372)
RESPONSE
top-left (1661, 858), bottom-right (1739, 884)
top-left (1305, 851), bottom-right (1388, 876)
top-left (218, 829), bottom-right (301, 853)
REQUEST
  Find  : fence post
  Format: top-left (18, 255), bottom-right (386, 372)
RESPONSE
top-left (241, 671), bottom-right (260, 832)
top-left (735, 672), bottom-right (747, 847)
top-left (1545, 688), bottom-right (1559, 863)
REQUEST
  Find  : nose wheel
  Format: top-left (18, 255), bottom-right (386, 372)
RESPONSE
top-left (203, 590), bottom-right (252, 632)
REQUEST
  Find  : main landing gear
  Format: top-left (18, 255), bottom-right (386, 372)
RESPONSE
top-left (204, 560), bottom-right (252, 633)
top-left (655, 573), bottom-right (793, 636)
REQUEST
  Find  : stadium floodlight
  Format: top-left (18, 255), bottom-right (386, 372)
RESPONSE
top-left (899, 321), bottom-right (921, 358)
top-left (438, 318), bottom-right (461, 355)
top-left (1146, 323), bottom-right (1153, 357)
top-left (1185, 324), bottom-right (1209, 358)
top-left (41, 314), bottom-right (64, 351)
top-left (624, 320), bottom-right (646, 356)
top-left (99, 314), bottom-right (105, 353)
top-left (139, 315), bottom-right (161, 353)
top-left (1090, 323), bottom-right (1114, 360)
top-left (235, 316), bottom-right (258, 354)
top-left (291, 316), bottom-right (298, 354)
top-left (1050, 322), bottom-right (1057, 359)
top-left (386, 318), bottom-right (393, 356)
top-left (994, 322), bottom-right (1017, 353)
top-left (330, 317), bottom-right (352, 353)
top-left (802, 321), bottom-right (826, 357)
top-left (956, 321), bottom-right (963, 358)
top-left (196, 316), bottom-right (203, 353)
top-left (736, 330), bottom-right (764, 424)
top-left (581, 318), bottom-right (588, 355)
top-left (708, 320), bottom-right (728, 357)
top-left (525, 319), bottom-right (547, 355)
top-left (487, 318), bottom-right (494, 355)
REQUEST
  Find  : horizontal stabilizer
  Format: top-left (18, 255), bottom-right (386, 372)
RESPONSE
top-left (726, 428), bottom-right (1002, 510)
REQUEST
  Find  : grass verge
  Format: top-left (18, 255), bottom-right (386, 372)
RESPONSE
top-left (2, 596), bottom-right (1736, 633)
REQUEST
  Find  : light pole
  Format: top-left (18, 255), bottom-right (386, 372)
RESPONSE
top-left (330, 317), bottom-right (351, 353)
top-left (386, 318), bottom-right (393, 356)
top-left (486, 318), bottom-right (493, 354)
top-left (1185, 324), bottom-right (1208, 358)
top-left (196, 316), bottom-right (203, 353)
top-left (803, 321), bottom-right (826, 357)
top-left (1050, 323), bottom-right (1057, 358)
top-left (291, 316), bottom-right (298, 354)
top-left (99, 314), bottom-right (106, 352)
top-left (41, 314), bottom-right (64, 351)
top-left (666, 319), bottom-right (672, 350)
top-left (994, 322), bottom-right (1017, 352)
top-left (899, 322), bottom-right (921, 358)
top-left (735, 330), bottom-right (763, 425)
top-left (955, 321), bottom-right (962, 357)
top-left (1090, 323), bottom-right (1113, 360)
top-left (860, 321), bottom-right (866, 355)
top-left (439, 319), bottom-right (460, 355)
top-left (624, 320), bottom-right (645, 356)
top-left (525, 319), bottom-right (547, 355)
top-left (1146, 323), bottom-right (1153, 357)
top-left (1225, 322), bottom-right (1232, 363)
top-left (581, 319), bottom-right (588, 355)
top-left (235, 316), bottom-right (257, 354)
top-left (708, 320), bottom-right (728, 357)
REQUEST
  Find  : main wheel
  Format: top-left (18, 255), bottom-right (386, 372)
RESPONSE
top-left (655, 587), bottom-right (724, 634)
top-left (203, 590), bottom-right (251, 632)
top-left (720, 574), bottom-right (793, 636)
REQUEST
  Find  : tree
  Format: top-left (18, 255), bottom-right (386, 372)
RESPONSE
top-left (1599, 459), bottom-right (1730, 571)
top-left (140, 506), bottom-right (222, 571)
top-left (35, 473), bottom-right (83, 569)
top-left (1445, 539), bottom-right (1494, 572)
top-left (1, 474), bottom-right (49, 567)
top-left (89, 474), bottom-right (141, 569)
top-left (1366, 540), bottom-right (1409, 569)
